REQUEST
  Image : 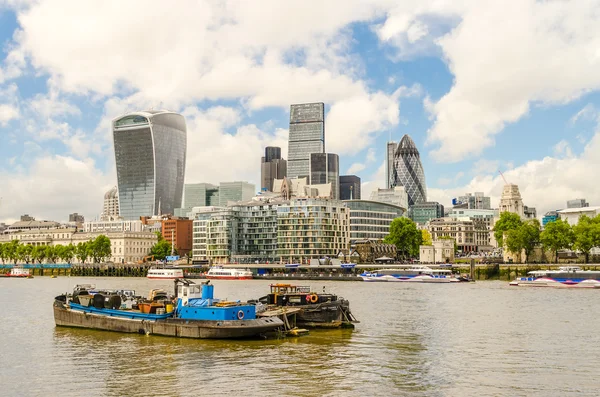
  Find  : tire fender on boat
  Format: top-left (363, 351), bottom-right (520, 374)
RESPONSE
top-left (237, 310), bottom-right (244, 320)
top-left (310, 294), bottom-right (319, 304)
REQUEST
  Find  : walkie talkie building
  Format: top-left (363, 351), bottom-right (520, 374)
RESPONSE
top-left (112, 110), bottom-right (187, 220)
top-left (389, 134), bottom-right (427, 206)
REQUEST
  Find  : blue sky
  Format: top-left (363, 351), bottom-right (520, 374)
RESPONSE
top-left (1, 0), bottom-right (599, 223)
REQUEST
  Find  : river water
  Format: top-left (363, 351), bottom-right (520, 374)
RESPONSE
top-left (1, 277), bottom-right (599, 397)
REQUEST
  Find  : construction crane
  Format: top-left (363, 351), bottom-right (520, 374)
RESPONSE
top-left (498, 170), bottom-right (509, 185)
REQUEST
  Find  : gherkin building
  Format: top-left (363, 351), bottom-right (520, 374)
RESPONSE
top-left (390, 134), bottom-right (427, 206)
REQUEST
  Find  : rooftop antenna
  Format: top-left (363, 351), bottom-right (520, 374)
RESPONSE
top-left (498, 170), bottom-right (509, 185)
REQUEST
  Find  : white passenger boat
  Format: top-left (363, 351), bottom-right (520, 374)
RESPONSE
top-left (509, 266), bottom-right (600, 288)
top-left (359, 265), bottom-right (460, 283)
top-left (206, 266), bottom-right (253, 280)
top-left (147, 267), bottom-right (184, 279)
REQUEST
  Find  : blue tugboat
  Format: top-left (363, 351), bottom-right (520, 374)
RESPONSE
top-left (54, 280), bottom-right (283, 339)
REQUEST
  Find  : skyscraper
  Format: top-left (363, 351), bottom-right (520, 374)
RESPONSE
top-left (389, 134), bottom-right (427, 206)
top-left (112, 110), bottom-right (187, 220)
top-left (218, 181), bottom-right (256, 206)
top-left (339, 175), bottom-right (361, 200)
top-left (386, 141), bottom-right (398, 189)
top-left (309, 153), bottom-right (339, 199)
top-left (261, 146), bottom-right (287, 191)
top-left (101, 186), bottom-right (120, 220)
top-left (287, 103), bottom-right (325, 181)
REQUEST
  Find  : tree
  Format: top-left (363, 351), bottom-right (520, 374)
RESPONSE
top-left (573, 215), bottom-right (600, 263)
top-left (36, 245), bottom-right (48, 264)
top-left (61, 244), bottom-right (75, 264)
top-left (90, 235), bottom-right (112, 263)
top-left (494, 212), bottom-right (523, 247)
top-left (421, 230), bottom-right (433, 246)
top-left (383, 217), bottom-right (423, 258)
top-left (505, 219), bottom-right (541, 263)
top-left (540, 219), bottom-right (574, 263)
top-left (0, 243), bottom-right (6, 264)
top-left (17, 244), bottom-right (33, 264)
top-left (75, 241), bottom-right (90, 264)
top-left (5, 240), bottom-right (20, 264)
top-left (46, 245), bottom-right (59, 263)
top-left (150, 239), bottom-right (176, 260)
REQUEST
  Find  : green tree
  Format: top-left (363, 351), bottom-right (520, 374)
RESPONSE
top-left (46, 245), bottom-right (60, 263)
top-left (36, 245), bottom-right (48, 264)
top-left (61, 244), bottom-right (75, 264)
top-left (494, 212), bottom-right (523, 247)
top-left (90, 235), bottom-right (112, 263)
top-left (540, 219), bottom-right (574, 263)
top-left (5, 240), bottom-right (20, 264)
top-left (75, 241), bottom-right (90, 264)
top-left (421, 229), bottom-right (433, 245)
top-left (150, 239), bottom-right (176, 260)
top-left (0, 243), bottom-right (5, 264)
top-left (505, 219), bottom-right (541, 263)
top-left (383, 217), bottom-right (423, 258)
top-left (17, 244), bottom-right (33, 264)
top-left (573, 215), bottom-right (600, 263)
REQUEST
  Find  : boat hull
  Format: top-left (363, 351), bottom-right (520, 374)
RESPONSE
top-left (510, 277), bottom-right (600, 288)
top-left (205, 276), bottom-right (253, 280)
top-left (360, 274), bottom-right (458, 283)
top-left (54, 302), bottom-right (283, 339)
top-left (295, 300), bottom-right (355, 328)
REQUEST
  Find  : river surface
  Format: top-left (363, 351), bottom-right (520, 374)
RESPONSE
top-left (1, 277), bottom-right (599, 397)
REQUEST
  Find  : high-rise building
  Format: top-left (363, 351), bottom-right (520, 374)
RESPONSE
top-left (339, 175), bottom-right (361, 200)
top-left (388, 134), bottom-right (427, 206)
top-left (370, 187), bottom-right (409, 211)
top-left (454, 192), bottom-right (491, 209)
top-left (261, 147), bottom-right (287, 192)
top-left (69, 213), bottom-right (84, 223)
top-left (112, 110), bottom-right (187, 220)
top-left (309, 153), bottom-right (339, 199)
top-left (287, 103), bottom-right (325, 181)
top-left (184, 183), bottom-right (219, 208)
top-left (499, 184), bottom-right (524, 217)
top-left (101, 186), bottom-right (120, 220)
top-left (218, 181), bottom-right (255, 206)
top-left (409, 201), bottom-right (445, 225)
top-left (567, 198), bottom-right (589, 208)
top-left (386, 141), bottom-right (398, 189)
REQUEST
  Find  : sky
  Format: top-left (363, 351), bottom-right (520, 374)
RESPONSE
top-left (1, 0), bottom-right (600, 224)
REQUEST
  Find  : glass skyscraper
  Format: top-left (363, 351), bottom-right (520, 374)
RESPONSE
top-left (112, 110), bottom-right (187, 220)
top-left (287, 103), bottom-right (325, 181)
top-left (389, 134), bottom-right (427, 206)
top-left (309, 153), bottom-right (339, 199)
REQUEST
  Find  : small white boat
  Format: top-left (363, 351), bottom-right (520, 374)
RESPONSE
top-left (147, 267), bottom-right (184, 280)
top-left (360, 265), bottom-right (460, 283)
top-left (206, 266), bottom-right (253, 280)
top-left (0, 266), bottom-right (32, 278)
top-left (509, 266), bottom-right (600, 288)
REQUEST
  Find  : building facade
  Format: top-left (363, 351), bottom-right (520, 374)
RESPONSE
top-left (69, 213), bottom-right (84, 224)
top-left (287, 103), bottom-right (325, 180)
top-left (427, 218), bottom-right (490, 252)
top-left (112, 110), bottom-right (187, 220)
top-left (309, 153), bottom-right (339, 199)
top-left (344, 200), bottom-right (404, 243)
top-left (218, 181), bottom-right (255, 206)
top-left (557, 206), bottom-right (600, 225)
top-left (454, 192), bottom-right (491, 209)
top-left (385, 141), bottom-right (398, 189)
top-left (230, 201), bottom-right (280, 263)
top-left (84, 220), bottom-right (144, 233)
top-left (409, 202), bottom-right (445, 225)
top-left (542, 211), bottom-right (559, 227)
top-left (499, 184), bottom-right (525, 217)
top-left (419, 239), bottom-right (455, 263)
top-left (567, 198), bottom-right (589, 208)
top-left (162, 218), bottom-right (193, 257)
top-left (101, 186), bottom-right (120, 220)
top-left (261, 146), bottom-right (287, 192)
top-left (339, 175), bottom-right (361, 200)
top-left (389, 134), bottom-right (427, 206)
top-left (370, 186), bottom-right (409, 211)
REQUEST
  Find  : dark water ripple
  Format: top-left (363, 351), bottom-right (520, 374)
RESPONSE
top-left (1, 278), bottom-right (600, 396)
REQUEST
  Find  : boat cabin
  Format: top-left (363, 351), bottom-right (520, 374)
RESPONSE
top-left (265, 284), bottom-right (338, 306)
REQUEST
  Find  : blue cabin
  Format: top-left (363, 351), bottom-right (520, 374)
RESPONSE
top-left (175, 282), bottom-right (256, 321)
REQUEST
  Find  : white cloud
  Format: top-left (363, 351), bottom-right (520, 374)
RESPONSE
top-left (0, 104), bottom-right (19, 126)
top-left (347, 162), bottom-right (366, 175)
top-left (570, 103), bottom-right (598, 124)
top-left (553, 139), bottom-right (573, 158)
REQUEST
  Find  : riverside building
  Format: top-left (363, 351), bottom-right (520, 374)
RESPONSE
top-left (112, 110), bottom-right (187, 220)
top-left (287, 103), bottom-right (325, 181)
top-left (344, 200), bottom-right (404, 243)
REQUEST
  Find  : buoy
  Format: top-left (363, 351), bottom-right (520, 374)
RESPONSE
top-left (237, 310), bottom-right (245, 320)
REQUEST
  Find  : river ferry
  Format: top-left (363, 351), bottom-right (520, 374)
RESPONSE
top-left (509, 266), bottom-right (600, 288)
top-left (257, 283), bottom-right (358, 328)
top-left (0, 266), bottom-right (32, 278)
top-left (206, 266), bottom-right (253, 280)
top-left (359, 265), bottom-right (460, 283)
top-left (147, 267), bottom-right (184, 279)
top-left (54, 280), bottom-right (284, 339)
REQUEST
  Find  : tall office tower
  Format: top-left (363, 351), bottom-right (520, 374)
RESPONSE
top-left (101, 186), bottom-right (120, 220)
top-left (261, 147), bottom-right (287, 191)
top-left (113, 110), bottom-right (187, 220)
top-left (499, 184), bottom-right (524, 217)
top-left (218, 181), bottom-right (256, 206)
top-left (456, 192), bottom-right (492, 209)
top-left (184, 183), bottom-right (220, 207)
top-left (287, 103), bottom-right (325, 181)
top-left (309, 153), bottom-right (339, 199)
top-left (386, 141), bottom-right (398, 189)
top-left (389, 134), bottom-right (427, 206)
top-left (339, 175), bottom-right (361, 200)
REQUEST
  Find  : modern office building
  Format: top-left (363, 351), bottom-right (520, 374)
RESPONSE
top-left (309, 153), bottom-right (339, 199)
top-left (277, 198), bottom-right (349, 263)
top-left (184, 183), bottom-right (219, 208)
top-left (339, 175), bottom-right (361, 200)
top-left (287, 103), bottom-right (325, 181)
top-left (112, 110), bottom-right (187, 220)
top-left (524, 206), bottom-right (537, 219)
top-left (218, 181), bottom-right (255, 206)
top-left (385, 141), bottom-right (398, 189)
top-left (542, 211), bottom-right (559, 227)
top-left (261, 146), bottom-right (287, 191)
top-left (388, 134), bottom-right (427, 206)
top-left (101, 186), bottom-right (120, 220)
top-left (409, 201), bottom-right (445, 225)
top-left (567, 198), bottom-right (589, 208)
top-left (454, 192), bottom-right (491, 209)
top-left (370, 187), bottom-right (409, 211)
top-left (344, 200), bottom-right (404, 243)
top-left (557, 206), bottom-right (600, 225)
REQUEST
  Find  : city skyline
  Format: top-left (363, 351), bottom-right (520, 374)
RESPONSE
top-left (1, 2), bottom-right (600, 223)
